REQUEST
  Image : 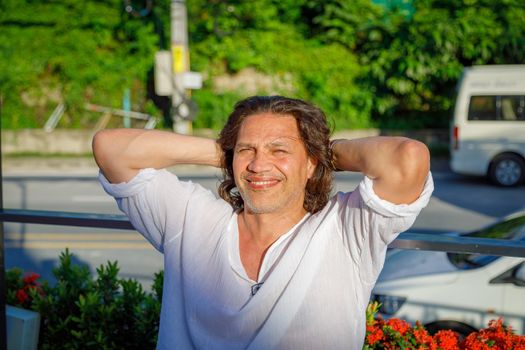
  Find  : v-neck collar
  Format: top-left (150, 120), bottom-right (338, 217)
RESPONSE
top-left (228, 212), bottom-right (311, 283)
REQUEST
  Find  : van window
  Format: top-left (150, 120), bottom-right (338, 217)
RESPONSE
top-left (468, 96), bottom-right (497, 120)
top-left (468, 95), bottom-right (525, 121)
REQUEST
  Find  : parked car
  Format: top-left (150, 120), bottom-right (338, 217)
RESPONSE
top-left (450, 65), bottom-right (525, 187)
top-left (372, 211), bottom-right (525, 336)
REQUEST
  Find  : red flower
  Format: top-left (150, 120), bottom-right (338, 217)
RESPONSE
top-left (386, 317), bottom-right (411, 336)
top-left (366, 325), bottom-right (385, 345)
top-left (413, 322), bottom-right (433, 345)
top-left (433, 329), bottom-right (460, 350)
top-left (23, 272), bottom-right (40, 285)
top-left (16, 289), bottom-right (29, 304)
top-left (514, 337), bottom-right (525, 350)
top-left (462, 333), bottom-right (493, 350)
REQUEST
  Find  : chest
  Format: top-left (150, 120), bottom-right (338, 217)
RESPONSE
top-left (238, 235), bottom-right (273, 282)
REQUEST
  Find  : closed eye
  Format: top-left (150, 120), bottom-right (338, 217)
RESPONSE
top-left (235, 147), bottom-right (253, 154)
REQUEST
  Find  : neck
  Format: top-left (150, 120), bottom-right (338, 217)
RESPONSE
top-left (238, 208), bottom-right (308, 248)
top-left (237, 207), bottom-right (309, 281)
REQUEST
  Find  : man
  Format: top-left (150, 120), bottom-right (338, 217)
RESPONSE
top-left (93, 96), bottom-right (433, 349)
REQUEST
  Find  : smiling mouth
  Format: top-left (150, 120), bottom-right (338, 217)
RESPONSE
top-left (250, 180), bottom-right (275, 186)
top-left (245, 178), bottom-right (280, 190)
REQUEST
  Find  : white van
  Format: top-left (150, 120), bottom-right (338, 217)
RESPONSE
top-left (450, 65), bottom-right (525, 186)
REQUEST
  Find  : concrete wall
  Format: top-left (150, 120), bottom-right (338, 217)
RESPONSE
top-left (2, 130), bottom-right (95, 155)
top-left (1, 129), bottom-right (449, 155)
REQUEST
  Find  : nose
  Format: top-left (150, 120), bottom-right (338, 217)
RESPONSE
top-left (247, 151), bottom-right (272, 173)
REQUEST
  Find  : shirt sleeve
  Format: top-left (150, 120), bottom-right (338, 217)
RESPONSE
top-left (336, 172), bottom-right (434, 285)
top-left (98, 168), bottom-right (220, 253)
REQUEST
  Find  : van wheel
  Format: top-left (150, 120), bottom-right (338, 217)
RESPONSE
top-left (425, 321), bottom-right (477, 338)
top-left (489, 154), bottom-right (525, 187)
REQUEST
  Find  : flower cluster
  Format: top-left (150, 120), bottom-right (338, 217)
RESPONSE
top-left (8, 270), bottom-right (45, 309)
top-left (364, 302), bottom-right (525, 350)
top-left (364, 312), bottom-right (460, 349)
top-left (462, 319), bottom-right (525, 350)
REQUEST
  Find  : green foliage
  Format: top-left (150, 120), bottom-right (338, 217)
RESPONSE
top-left (192, 90), bottom-right (242, 130)
top-left (188, 12), bottom-right (371, 129)
top-left (6, 249), bottom-right (163, 349)
top-left (1, 0), bottom-right (524, 130)
top-left (311, 0), bottom-right (525, 128)
top-left (0, 0), bottom-right (161, 129)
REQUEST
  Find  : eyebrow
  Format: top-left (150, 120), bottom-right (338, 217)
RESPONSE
top-left (235, 137), bottom-right (298, 150)
top-left (268, 140), bottom-right (290, 148)
top-left (267, 136), bottom-right (302, 148)
top-left (234, 142), bottom-right (253, 149)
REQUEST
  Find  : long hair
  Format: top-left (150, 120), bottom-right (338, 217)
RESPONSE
top-left (217, 96), bottom-right (333, 213)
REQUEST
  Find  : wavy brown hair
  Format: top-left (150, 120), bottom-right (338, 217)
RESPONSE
top-left (217, 96), bottom-right (333, 214)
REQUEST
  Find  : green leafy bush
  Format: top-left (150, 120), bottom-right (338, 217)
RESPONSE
top-left (6, 249), bottom-right (163, 350)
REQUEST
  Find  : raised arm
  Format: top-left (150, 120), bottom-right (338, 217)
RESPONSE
top-left (92, 129), bottom-right (222, 184)
top-left (330, 136), bottom-right (430, 204)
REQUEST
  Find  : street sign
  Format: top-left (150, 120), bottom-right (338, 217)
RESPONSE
top-left (154, 51), bottom-right (172, 97)
top-left (182, 72), bottom-right (202, 89)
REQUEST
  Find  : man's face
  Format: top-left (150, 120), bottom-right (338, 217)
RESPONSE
top-left (233, 113), bottom-right (317, 215)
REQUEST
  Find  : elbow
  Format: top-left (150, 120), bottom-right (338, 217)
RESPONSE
top-left (92, 129), bottom-right (116, 171)
top-left (399, 139), bottom-right (430, 181)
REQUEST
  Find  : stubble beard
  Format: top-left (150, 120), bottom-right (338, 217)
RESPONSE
top-left (238, 185), bottom-right (305, 215)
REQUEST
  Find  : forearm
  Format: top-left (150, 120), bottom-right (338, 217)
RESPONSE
top-left (92, 129), bottom-right (221, 183)
top-left (331, 136), bottom-right (430, 204)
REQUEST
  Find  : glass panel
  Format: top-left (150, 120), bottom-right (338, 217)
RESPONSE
top-left (448, 215), bottom-right (525, 270)
top-left (4, 223), bottom-right (162, 289)
top-left (3, 176), bottom-right (122, 215)
top-left (470, 215), bottom-right (525, 240)
top-left (468, 95), bottom-right (497, 121)
top-left (501, 96), bottom-right (522, 121)
top-left (519, 96), bottom-right (525, 120)
top-left (2, 170), bottom-right (221, 214)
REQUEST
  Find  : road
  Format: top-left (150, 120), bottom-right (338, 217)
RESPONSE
top-left (3, 161), bottom-right (525, 287)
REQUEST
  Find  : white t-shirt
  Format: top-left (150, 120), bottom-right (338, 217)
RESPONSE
top-left (99, 169), bottom-right (434, 350)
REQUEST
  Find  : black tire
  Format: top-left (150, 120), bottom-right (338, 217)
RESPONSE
top-left (489, 154), bottom-right (525, 187)
top-left (425, 320), bottom-right (477, 338)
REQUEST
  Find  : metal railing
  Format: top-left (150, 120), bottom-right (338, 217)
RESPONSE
top-left (2, 209), bottom-right (525, 257)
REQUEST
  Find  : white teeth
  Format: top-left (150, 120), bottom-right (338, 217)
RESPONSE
top-left (252, 181), bottom-right (273, 186)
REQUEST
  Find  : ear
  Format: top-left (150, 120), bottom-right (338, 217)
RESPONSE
top-left (306, 156), bottom-right (317, 179)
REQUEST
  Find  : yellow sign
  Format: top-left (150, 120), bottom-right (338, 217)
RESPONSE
top-left (172, 45), bottom-right (186, 73)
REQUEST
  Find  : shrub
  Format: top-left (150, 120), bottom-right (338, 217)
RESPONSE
top-left (6, 249), bottom-right (163, 350)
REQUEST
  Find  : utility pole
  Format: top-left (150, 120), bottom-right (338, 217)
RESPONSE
top-left (154, 0), bottom-right (201, 131)
top-left (170, 0), bottom-right (191, 134)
